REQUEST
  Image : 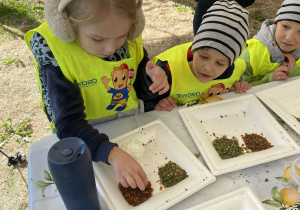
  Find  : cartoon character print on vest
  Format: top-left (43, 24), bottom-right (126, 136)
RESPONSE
top-left (101, 64), bottom-right (134, 112)
top-left (200, 83), bottom-right (229, 99)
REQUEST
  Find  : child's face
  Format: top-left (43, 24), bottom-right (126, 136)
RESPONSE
top-left (192, 48), bottom-right (229, 83)
top-left (76, 10), bottom-right (132, 58)
top-left (275, 20), bottom-right (300, 53)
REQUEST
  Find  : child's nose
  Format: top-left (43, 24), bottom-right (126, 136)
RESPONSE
top-left (105, 41), bottom-right (118, 55)
top-left (285, 31), bottom-right (294, 42)
top-left (203, 63), bottom-right (213, 72)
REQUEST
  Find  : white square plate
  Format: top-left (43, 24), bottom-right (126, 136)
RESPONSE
top-left (185, 186), bottom-right (266, 210)
top-left (178, 94), bottom-right (300, 175)
top-left (256, 79), bottom-right (300, 135)
top-left (93, 119), bottom-right (216, 210)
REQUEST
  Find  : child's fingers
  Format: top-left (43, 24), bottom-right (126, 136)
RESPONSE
top-left (146, 64), bottom-right (169, 93)
top-left (240, 82), bottom-right (251, 92)
top-left (229, 85), bottom-right (236, 92)
top-left (155, 98), bottom-right (175, 111)
top-left (231, 82), bottom-right (250, 93)
top-left (274, 76), bottom-right (289, 81)
top-left (125, 175), bottom-right (137, 189)
top-left (277, 66), bottom-right (291, 74)
top-left (165, 97), bottom-right (177, 107)
top-left (131, 173), bottom-right (146, 191)
top-left (139, 170), bottom-right (148, 189)
top-left (284, 53), bottom-right (295, 63)
top-left (154, 105), bottom-right (166, 111)
top-left (158, 81), bottom-right (169, 95)
top-left (234, 82), bottom-right (241, 91)
top-left (273, 72), bottom-right (289, 81)
top-left (146, 63), bottom-right (170, 94)
top-left (119, 177), bottom-right (129, 188)
top-left (149, 77), bottom-right (169, 95)
top-left (157, 101), bottom-right (172, 111)
top-left (281, 61), bottom-right (288, 67)
top-left (145, 61), bottom-right (155, 79)
top-left (162, 97), bottom-right (176, 109)
top-left (149, 82), bottom-right (162, 93)
top-left (283, 53), bottom-right (295, 69)
top-left (150, 67), bottom-right (164, 83)
top-left (235, 85), bottom-right (244, 93)
top-left (246, 83), bottom-right (252, 91)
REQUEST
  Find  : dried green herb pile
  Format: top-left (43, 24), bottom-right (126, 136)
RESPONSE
top-left (158, 161), bottom-right (188, 188)
top-left (212, 136), bottom-right (243, 159)
top-left (241, 133), bottom-right (273, 151)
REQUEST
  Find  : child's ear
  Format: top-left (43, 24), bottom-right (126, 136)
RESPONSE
top-left (45, 0), bottom-right (76, 42)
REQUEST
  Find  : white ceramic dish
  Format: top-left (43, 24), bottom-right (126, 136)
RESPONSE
top-left (178, 94), bottom-right (300, 175)
top-left (93, 119), bottom-right (216, 210)
top-left (256, 79), bottom-right (300, 135)
top-left (185, 186), bottom-right (266, 210)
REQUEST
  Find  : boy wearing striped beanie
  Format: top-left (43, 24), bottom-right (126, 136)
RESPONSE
top-left (241, 0), bottom-right (300, 86)
top-left (139, 0), bottom-right (250, 111)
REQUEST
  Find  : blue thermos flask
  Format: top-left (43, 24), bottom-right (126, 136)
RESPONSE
top-left (47, 137), bottom-right (100, 210)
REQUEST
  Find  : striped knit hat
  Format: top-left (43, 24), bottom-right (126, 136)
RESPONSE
top-left (274, 0), bottom-right (300, 24)
top-left (191, 0), bottom-right (249, 66)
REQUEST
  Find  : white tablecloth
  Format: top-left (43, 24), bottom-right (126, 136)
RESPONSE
top-left (28, 77), bottom-right (300, 210)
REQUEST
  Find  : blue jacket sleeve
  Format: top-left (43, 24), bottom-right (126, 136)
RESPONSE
top-left (42, 64), bottom-right (117, 163)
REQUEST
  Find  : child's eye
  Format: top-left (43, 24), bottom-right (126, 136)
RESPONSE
top-left (217, 62), bottom-right (225, 66)
top-left (91, 38), bottom-right (103, 42)
top-left (200, 55), bottom-right (208, 59)
top-left (282, 24), bottom-right (289, 29)
top-left (121, 34), bottom-right (128, 38)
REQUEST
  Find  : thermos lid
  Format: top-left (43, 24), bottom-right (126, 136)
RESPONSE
top-left (48, 137), bottom-right (92, 177)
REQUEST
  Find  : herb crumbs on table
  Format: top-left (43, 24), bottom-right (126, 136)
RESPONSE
top-left (212, 135), bottom-right (243, 159)
top-left (294, 116), bottom-right (300, 122)
top-left (158, 161), bottom-right (188, 188)
top-left (194, 153), bottom-right (200, 158)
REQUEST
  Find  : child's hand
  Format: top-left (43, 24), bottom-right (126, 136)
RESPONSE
top-left (154, 96), bottom-right (177, 111)
top-left (107, 146), bottom-right (148, 191)
top-left (273, 53), bottom-right (295, 81)
top-left (284, 53), bottom-right (295, 70)
top-left (230, 81), bottom-right (251, 93)
top-left (146, 61), bottom-right (169, 95)
top-left (273, 65), bottom-right (291, 81)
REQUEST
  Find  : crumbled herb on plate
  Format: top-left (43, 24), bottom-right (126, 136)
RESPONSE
top-left (294, 116), bottom-right (300, 122)
top-left (212, 135), bottom-right (243, 159)
top-left (241, 133), bottom-right (273, 151)
top-left (158, 161), bottom-right (188, 188)
top-left (119, 181), bottom-right (153, 206)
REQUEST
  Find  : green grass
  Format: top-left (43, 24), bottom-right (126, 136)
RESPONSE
top-left (177, 4), bottom-right (195, 15)
top-left (0, 118), bottom-right (32, 148)
top-left (249, 10), bottom-right (269, 22)
top-left (0, 0), bottom-right (44, 22)
top-left (5, 169), bottom-right (17, 195)
top-left (2, 53), bottom-right (25, 67)
top-left (0, 0), bottom-right (45, 41)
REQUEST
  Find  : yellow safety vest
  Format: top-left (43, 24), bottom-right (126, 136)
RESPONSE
top-left (25, 22), bottom-right (143, 130)
top-left (247, 38), bottom-right (300, 80)
top-left (153, 42), bottom-right (246, 104)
